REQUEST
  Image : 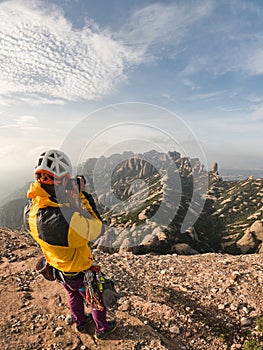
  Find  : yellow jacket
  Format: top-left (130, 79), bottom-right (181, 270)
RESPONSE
top-left (24, 181), bottom-right (103, 272)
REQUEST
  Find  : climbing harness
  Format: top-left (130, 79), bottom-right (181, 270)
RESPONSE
top-left (36, 257), bottom-right (120, 308)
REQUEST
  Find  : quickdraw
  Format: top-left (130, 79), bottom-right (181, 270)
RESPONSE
top-left (83, 265), bottom-right (105, 311)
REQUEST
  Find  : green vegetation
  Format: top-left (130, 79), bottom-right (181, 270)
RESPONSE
top-left (242, 338), bottom-right (263, 350)
top-left (256, 316), bottom-right (263, 332)
top-left (242, 316), bottom-right (263, 350)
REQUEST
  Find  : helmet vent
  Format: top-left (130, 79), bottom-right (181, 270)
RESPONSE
top-left (59, 164), bottom-right (66, 173)
top-left (47, 159), bottom-right (53, 168)
top-left (61, 158), bottom-right (70, 166)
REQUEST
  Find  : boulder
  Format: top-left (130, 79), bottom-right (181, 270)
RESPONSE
top-left (250, 220), bottom-right (263, 240)
top-left (138, 209), bottom-right (148, 221)
top-left (152, 227), bottom-right (167, 241)
top-left (140, 234), bottom-right (158, 246)
top-left (136, 233), bottom-right (168, 254)
top-left (237, 229), bottom-right (257, 254)
top-left (170, 243), bottom-right (199, 255)
top-left (94, 229), bottom-right (116, 253)
top-left (237, 220), bottom-right (263, 253)
top-left (119, 237), bottom-right (134, 253)
top-left (185, 226), bottom-right (200, 242)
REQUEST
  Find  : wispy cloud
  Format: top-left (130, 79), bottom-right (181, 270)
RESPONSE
top-left (15, 115), bottom-right (39, 129)
top-left (250, 105), bottom-right (263, 121)
top-left (119, 0), bottom-right (214, 60)
top-left (182, 79), bottom-right (200, 90)
top-left (0, 115), bottom-right (39, 129)
top-left (0, 0), bottom-right (139, 103)
top-left (186, 91), bottom-right (225, 101)
top-left (1, 0), bottom-right (262, 107)
top-left (119, 0), bottom-right (263, 80)
top-left (245, 49), bottom-right (263, 75)
top-left (161, 93), bottom-right (177, 103)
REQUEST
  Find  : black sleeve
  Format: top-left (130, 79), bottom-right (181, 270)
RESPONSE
top-left (23, 199), bottom-right (32, 232)
top-left (82, 191), bottom-right (103, 222)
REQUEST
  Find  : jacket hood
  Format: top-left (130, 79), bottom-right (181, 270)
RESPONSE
top-left (27, 181), bottom-right (60, 208)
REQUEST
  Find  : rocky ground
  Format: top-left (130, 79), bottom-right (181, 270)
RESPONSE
top-left (0, 227), bottom-right (262, 350)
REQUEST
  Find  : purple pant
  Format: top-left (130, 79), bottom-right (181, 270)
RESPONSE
top-left (61, 276), bottom-right (109, 333)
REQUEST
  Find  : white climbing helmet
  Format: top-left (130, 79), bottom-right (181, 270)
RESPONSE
top-left (34, 149), bottom-right (72, 178)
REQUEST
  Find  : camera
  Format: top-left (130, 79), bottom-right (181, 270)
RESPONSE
top-left (67, 175), bottom-right (87, 191)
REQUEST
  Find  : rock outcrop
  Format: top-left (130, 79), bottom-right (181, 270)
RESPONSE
top-left (237, 220), bottom-right (263, 253)
top-left (210, 162), bottom-right (219, 174)
top-left (1, 150), bottom-right (263, 256)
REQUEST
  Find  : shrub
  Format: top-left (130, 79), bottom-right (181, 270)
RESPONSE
top-left (242, 338), bottom-right (262, 350)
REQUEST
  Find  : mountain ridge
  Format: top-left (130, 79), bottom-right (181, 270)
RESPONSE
top-left (0, 149), bottom-right (263, 255)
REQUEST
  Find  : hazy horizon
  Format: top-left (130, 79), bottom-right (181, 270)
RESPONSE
top-left (1, 150), bottom-right (263, 203)
top-left (1, 0), bottom-right (263, 199)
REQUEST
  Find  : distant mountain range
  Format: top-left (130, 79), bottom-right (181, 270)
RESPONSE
top-left (220, 168), bottom-right (263, 181)
top-left (0, 150), bottom-right (262, 255)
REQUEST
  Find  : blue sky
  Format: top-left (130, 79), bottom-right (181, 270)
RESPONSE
top-left (0, 0), bottom-right (263, 197)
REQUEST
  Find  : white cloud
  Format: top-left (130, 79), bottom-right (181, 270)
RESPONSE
top-left (186, 91), bottom-right (225, 101)
top-left (1, 0), bottom-right (262, 107)
top-left (161, 93), bottom-right (176, 103)
top-left (0, 121), bottom-right (16, 129)
top-left (10, 95), bottom-right (67, 106)
top-left (245, 49), bottom-right (263, 75)
top-left (119, 0), bottom-right (263, 80)
top-left (15, 115), bottom-right (38, 128)
top-left (182, 79), bottom-right (200, 90)
top-left (0, 115), bottom-right (39, 129)
top-left (0, 0), bottom-right (139, 102)
top-left (250, 105), bottom-right (263, 121)
top-left (119, 0), bottom-right (214, 60)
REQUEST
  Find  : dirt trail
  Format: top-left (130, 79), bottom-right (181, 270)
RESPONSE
top-left (0, 228), bottom-right (262, 350)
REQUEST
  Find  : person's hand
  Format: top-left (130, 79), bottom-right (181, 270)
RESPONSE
top-left (66, 179), bottom-right (79, 200)
top-left (77, 176), bottom-right (86, 192)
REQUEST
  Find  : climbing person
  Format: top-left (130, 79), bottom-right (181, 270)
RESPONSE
top-left (23, 149), bottom-right (117, 339)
